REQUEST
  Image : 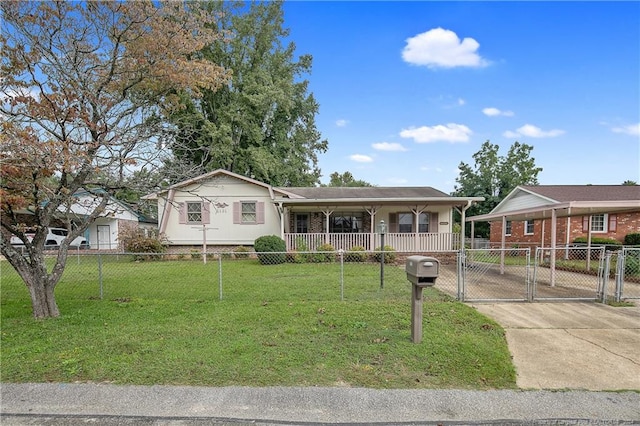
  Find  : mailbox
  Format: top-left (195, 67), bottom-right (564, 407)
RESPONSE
top-left (405, 255), bottom-right (440, 286)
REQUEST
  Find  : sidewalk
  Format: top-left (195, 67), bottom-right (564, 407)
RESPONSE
top-left (2, 383), bottom-right (640, 425)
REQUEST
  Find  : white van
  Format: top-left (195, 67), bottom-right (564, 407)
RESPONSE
top-left (10, 227), bottom-right (89, 249)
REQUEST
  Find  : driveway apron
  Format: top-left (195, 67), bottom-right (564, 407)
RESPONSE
top-left (471, 302), bottom-right (640, 390)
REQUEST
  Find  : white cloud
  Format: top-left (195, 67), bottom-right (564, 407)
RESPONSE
top-left (402, 28), bottom-right (489, 69)
top-left (372, 142), bottom-right (407, 152)
top-left (400, 123), bottom-right (472, 143)
top-left (349, 154), bottom-right (374, 163)
top-left (336, 119), bottom-right (349, 127)
top-left (503, 124), bottom-right (565, 138)
top-left (458, 98), bottom-right (466, 106)
top-left (420, 166), bottom-right (443, 172)
top-left (611, 123), bottom-right (640, 136)
top-left (483, 107), bottom-right (514, 117)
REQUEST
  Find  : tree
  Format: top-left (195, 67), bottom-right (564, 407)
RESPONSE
top-left (622, 180), bottom-right (638, 186)
top-left (168, 1), bottom-right (328, 187)
top-left (0, 1), bottom-right (228, 318)
top-left (453, 141), bottom-right (542, 237)
top-left (325, 171), bottom-right (374, 187)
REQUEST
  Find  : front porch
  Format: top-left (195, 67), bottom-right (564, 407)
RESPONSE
top-left (284, 232), bottom-right (461, 252)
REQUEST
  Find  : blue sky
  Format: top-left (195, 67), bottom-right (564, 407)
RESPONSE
top-left (281, 1), bottom-right (640, 192)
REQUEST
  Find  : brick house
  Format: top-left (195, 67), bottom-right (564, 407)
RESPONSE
top-left (467, 185), bottom-right (640, 248)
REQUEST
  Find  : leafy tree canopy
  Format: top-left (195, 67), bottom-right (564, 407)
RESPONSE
top-left (324, 172), bottom-right (374, 187)
top-left (168, 0), bottom-right (327, 187)
top-left (453, 141), bottom-right (542, 237)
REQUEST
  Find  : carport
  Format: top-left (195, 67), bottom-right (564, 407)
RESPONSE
top-left (466, 186), bottom-right (640, 287)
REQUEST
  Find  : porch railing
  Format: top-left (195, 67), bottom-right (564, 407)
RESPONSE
top-left (284, 232), bottom-right (460, 252)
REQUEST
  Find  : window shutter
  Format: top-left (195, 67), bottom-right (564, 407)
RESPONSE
top-left (582, 216), bottom-right (589, 232)
top-left (256, 202), bottom-right (265, 224)
top-left (202, 202), bottom-right (210, 224)
top-left (178, 202), bottom-right (186, 224)
top-left (233, 202), bottom-right (241, 224)
top-left (430, 213), bottom-right (439, 233)
top-left (388, 213), bottom-right (398, 233)
top-left (609, 214), bottom-right (617, 232)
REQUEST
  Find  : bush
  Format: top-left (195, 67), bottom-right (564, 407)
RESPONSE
top-left (309, 243), bottom-right (335, 263)
top-left (573, 236), bottom-right (622, 252)
top-left (372, 245), bottom-right (397, 263)
top-left (254, 235), bottom-right (286, 264)
top-left (119, 228), bottom-right (167, 260)
top-left (624, 233), bottom-right (640, 246)
top-left (233, 246), bottom-right (251, 259)
top-left (344, 245), bottom-right (368, 262)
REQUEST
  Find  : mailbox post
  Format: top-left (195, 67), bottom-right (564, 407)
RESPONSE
top-left (405, 255), bottom-right (440, 344)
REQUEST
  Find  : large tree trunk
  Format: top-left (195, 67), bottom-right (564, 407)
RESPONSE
top-left (26, 277), bottom-right (60, 319)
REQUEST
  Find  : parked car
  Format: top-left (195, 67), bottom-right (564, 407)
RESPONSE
top-left (10, 227), bottom-right (89, 249)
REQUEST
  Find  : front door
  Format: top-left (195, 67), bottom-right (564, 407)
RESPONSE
top-left (295, 214), bottom-right (309, 233)
top-left (97, 225), bottom-right (111, 250)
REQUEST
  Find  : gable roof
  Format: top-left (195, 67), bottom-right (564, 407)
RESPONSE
top-left (519, 185), bottom-right (640, 202)
top-left (468, 184), bottom-right (640, 222)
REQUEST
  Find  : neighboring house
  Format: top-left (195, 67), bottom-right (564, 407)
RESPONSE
top-left (144, 169), bottom-right (484, 252)
top-left (70, 190), bottom-right (157, 250)
top-left (467, 185), bottom-right (640, 248)
top-left (7, 190), bottom-right (157, 251)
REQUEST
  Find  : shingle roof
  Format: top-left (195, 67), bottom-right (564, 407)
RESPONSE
top-left (277, 186), bottom-right (450, 199)
top-left (521, 185), bottom-right (640, 202)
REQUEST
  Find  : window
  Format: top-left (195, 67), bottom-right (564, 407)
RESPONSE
top-left (591, 214), bottom-right (606, 232)
top-left (330, 212), bottom-right (363, 233)
top-left (187, 202), bottom-right (202, 223)
top-left (505, 220), bottom-right (512, 236)
top-left (397, 212), bottom-right (430, 233)
top-left (525, 220), bottom-right (534, 235)
top-left (296, 214), bottom-right (309, 233)
top-left (241, 201), bottom-right (257, 223)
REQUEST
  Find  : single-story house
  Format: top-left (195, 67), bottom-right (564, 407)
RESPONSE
top-left (467, 185), bottom-right (640, 249)
top-left (70, 190), bottom-right (158, 250)
top-left (143, 169), bottom-right (484, 252)
top-left (7, 190), bottom-right (157, 251)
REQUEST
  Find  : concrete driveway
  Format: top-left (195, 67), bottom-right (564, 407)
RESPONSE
top-left (471, 301), bottom-right (640, 390)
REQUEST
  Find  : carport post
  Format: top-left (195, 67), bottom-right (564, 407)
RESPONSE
top-left (550, 208), bottom-right (557, 286)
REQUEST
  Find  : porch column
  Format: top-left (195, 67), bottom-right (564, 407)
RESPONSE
top-left (470, 221), bottom-right (475, 250)
top-left (366, 207), bottom-right (379, 251)
top-left (411, 205), bottom-right (426, 252)
top-left (322, 209), bottom-right (334, 245)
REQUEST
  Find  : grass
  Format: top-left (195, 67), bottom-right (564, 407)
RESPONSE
top-left (0, 256), bottom-right (516, 389)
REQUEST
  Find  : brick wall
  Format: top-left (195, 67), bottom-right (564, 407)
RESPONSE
top-left (489, 211), bottom-right (640, 246)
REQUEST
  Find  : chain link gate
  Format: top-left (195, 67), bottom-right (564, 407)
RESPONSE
top-left (458, 248), bottom-right (531, 302)
top-left (532, 246), bottom-right (605, 301)
top-left (615, 247), bottom-right (640, 302)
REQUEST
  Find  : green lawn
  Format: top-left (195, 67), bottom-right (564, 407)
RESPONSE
top-left (1, 257), bottom-right (516, 389)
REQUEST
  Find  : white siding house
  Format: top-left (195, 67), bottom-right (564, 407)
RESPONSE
top-left (145, 169), bottom-right (484, 252)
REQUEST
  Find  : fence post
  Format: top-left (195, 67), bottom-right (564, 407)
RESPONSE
top-left (526, 248), bottom-right (532, 302)
top-left (615, 249), bottom-right (625, 303)
top-left (338, 249), bottom-right (344, 301)
top-left (457, 250), bottom-right (465, 301)
top-left (98, 253), bottom-right (103, 300)
top-left (218, 253), bottom-right (223, 301)
top-left (598, 252), bottom-right (612, 303)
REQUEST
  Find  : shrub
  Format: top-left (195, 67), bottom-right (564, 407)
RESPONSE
top-left (372, 245), bottom-right (397, 263)
top-left (310, 243), bottom-right (335, 263)
top-left (573, 236), bottom-right (622, 252)
top-left (624, 233), bottom-right (640, 246)
top-left (344, 245), bottom-right (368, 262)
top-left (254, 235), bottom-right (286, 264)
top-left (233, 246), bottom-right (251, 259)
top-left (119, 228), bottom-right (167, 260)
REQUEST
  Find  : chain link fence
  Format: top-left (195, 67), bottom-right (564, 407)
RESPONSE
top-left (615, 247), bottom-right (640, 301)
top-left (2, 247), bottom-right (637, 306)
